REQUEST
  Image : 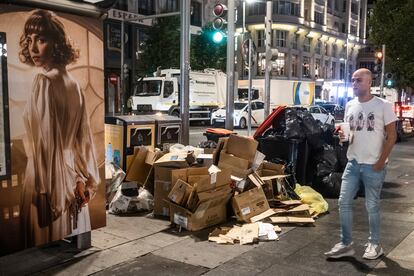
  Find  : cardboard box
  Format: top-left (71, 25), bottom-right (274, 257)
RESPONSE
top-left (225, 135), bottom-right (258, 164)
top-left (153, 153), bottom-right (190, 216)
top-left (218, 152), bottom-right (251, 179)
top-left (213, 137), bottom-right (229, 165)
top-left (232, 173), bottom-right (270, 222)
top-left (256, 162), bottom-right (286, 199)
top-left (168, 179), bottom-right (193, 206)
top-left (169, 192), bottom-right (232, 231)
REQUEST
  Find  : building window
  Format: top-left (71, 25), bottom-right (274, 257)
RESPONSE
top-left (350, 25), bottom-right (357, 35)
top-left (291, 33), bottom-right (299, 49)
top-left (315, 58), bottom-right (321, 78)
top-left (342, 23), bottom-right (346, 33)
top-left (271, 52), bottom-right (287, 76)
top-left (136, 29), bottom-right (148, 61)
top-left (292, 54), bottom-right (299, 77)
top-left (273, 1), bottom-right (300, 16)
top-left (257, 30), bottom-right (265, 48)
top-left (303, 37), bottom-right (311, 52)
top-left (275, 30), bottom-right (287, 47)
top-left (332, 61), bottom-right (337, 79)
top-left (159, 0), bottom-right (178, 13)
top-left (315, 41), bottom-right (322, 55)
top-left (332, 44), bottom-right (337, 57)
top-left (340, 63), bottom-right (345, 80)
top-left (248, 2), bottom-right (266, 15)
top-left (324, 60), bottom-right (329, 78)
top-left (351, 2), bottom-right (358, 14)
top-left (138, 0), bottom-right (155, 15)
top-left (191, 1), bottom-right (202, 27)
top-left (303, 56), bottom-right (311, 78)
top-left (324, 43), bottom-right (329, 55)
top-left (314, 11), bottom-right (324, 25)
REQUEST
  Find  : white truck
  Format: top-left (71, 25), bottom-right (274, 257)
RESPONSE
top-left (237, 79), bottom-right (316, 107)
top-left (127, 69), bottom-right (226, 122)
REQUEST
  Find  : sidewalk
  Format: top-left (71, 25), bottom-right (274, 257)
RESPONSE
top-left (1, 139), bottom-right (413, 276)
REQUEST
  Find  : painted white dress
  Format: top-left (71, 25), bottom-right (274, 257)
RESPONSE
top-left (21, 68), bottom-right (100, 247)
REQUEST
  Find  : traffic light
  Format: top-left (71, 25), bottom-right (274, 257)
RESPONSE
top-left (373, 50), bottom-right (383, 77)
top-left (212, 3), bottom-right (227, 43)
top-left (385, 72), bottom-right (394, 87)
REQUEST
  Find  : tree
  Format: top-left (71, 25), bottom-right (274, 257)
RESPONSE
top-left (140, 16), bottom-right (181, 75)
top-left (191, 24), bottom-right (227, 72)
top-left (140, 20), bottom-right (227, 75)
top-left (369, 0), bottom-right (414, 88)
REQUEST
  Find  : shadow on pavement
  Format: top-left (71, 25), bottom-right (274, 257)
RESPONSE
top-left (326, 256), bottom-right (372, 274)
top-left (369, 257), bottom-right (414, 275)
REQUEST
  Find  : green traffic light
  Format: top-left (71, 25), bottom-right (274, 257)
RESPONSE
top-left (386, 79), bottom-right (393, 86)
top-left (213, 31), bottom-right (224, 43)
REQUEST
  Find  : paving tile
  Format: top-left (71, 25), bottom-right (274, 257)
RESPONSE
top-left (152, 235), bottom-right (257, 269)
top-left (205, 261), bottom-right (262, 276)
top-left (94, 253), bottom-right (208, 276)
top-left (138, 230), bottom-right (191, 248)
top-left (110, 239), bottom-right (161, 259)
top-left (259, 263), bottom-right (322, 276)
top-left (91, 228), bottom-right (130, 249)
top-left (386, 230), bottom-right (414, 263)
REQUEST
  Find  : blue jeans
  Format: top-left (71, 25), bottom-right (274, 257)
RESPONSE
top-left (339, 159), bottom-right (386, 245)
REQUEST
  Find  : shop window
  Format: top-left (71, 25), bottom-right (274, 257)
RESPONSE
top-left (271, 52), bottom-right (287, 76)
top-left (291, 33), bottom-right (299, 49)
top-left (275, 30), bottom-right (287, 47)
top-left (257, 30), bottom-right (265, 48)
top-left (303, 37), bottom-right (311, 52)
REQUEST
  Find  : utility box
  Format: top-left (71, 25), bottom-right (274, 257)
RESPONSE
top-left (105, 115), bottom-right (155, 172)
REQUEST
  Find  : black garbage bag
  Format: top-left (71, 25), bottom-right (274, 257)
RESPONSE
top-left (320, 123), bottom-right (337, 146)
top-left (284, 109), bottom-right (305, 139)
top-left (322, 172), bottom-right (343, 198)
top-left (315, 145), bottom-right (338, 177)
top-left (335, 143), bottom-right (349, 171)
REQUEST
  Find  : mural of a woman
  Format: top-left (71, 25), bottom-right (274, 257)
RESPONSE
top-left (19, 9), bottom-right (100, 247)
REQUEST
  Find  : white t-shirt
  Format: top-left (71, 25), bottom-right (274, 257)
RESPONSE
top-left (345, 96), bottom-right (398, 164)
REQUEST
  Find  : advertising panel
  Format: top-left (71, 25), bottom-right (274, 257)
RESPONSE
top-left (0, 5), bottom-right (106, 255)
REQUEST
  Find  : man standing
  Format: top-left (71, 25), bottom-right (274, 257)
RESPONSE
top-left (324, 68), bottom-right (398, 260)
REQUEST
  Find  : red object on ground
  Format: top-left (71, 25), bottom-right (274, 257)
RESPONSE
top-left (206, 128), bottom-right (235, 135)
top-left (253, 105), bottom-right (286, 139)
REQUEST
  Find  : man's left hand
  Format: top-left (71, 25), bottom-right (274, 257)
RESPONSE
top-left (373, 160), bottom-right (385, 171)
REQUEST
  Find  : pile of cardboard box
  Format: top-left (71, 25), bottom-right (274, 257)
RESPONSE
top-left (111, 134), bottom-right (320, 235)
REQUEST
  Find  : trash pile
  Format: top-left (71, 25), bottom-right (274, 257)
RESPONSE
top-left (106, 132), bottom-right (329, 245)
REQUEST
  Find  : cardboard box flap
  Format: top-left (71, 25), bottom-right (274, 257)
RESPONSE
top-left (125, 146), bottom-right (149, 183)
top-left (250, 209), bottom-right (277, 223)
top-left (187, 167), bottom-right (210, 176)
top-left (248, 173), bottom-right (265, 188)
top-left (219, 153), bottom-right (249, 169)
top-left (226, 135), bottom-right (258, 163)
top-left (145, 150), bottom-right (163, 165)
top-left (171, 168), bottom-right (189, 187)
top-left (168, 179), bottom-right (193, 206)
top-left (155, 152), bottom-right (190, 168)
top-left (197, 186), bottom-right (232, 203)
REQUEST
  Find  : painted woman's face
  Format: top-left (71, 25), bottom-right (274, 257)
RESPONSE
top-left (26, 33), bottom-right (52, 68)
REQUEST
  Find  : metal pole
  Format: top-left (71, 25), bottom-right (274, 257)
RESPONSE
top-left (264, 0), bottom-right (273, 117)
top-left (344, 36), bottom-right (348, 105)
top-left (120, 20), bottom-right (125, 114)
top-left (180, 0), bottom-right (190, 145)
top-left (380, 44), bottom-right (386, 98)
top-left (247, 38), bottom-right (252, 136)
top-left (225, 0), bottom-right (235, 130)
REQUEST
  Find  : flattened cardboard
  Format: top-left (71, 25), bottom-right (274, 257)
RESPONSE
top-left (270, 216), bottom-right (315, 224)
top-left (226, 135), bottom-right (258, 164)
top-left (125, 146), bottom-right (149, 183)
top-left (240, 223), bottom-right (259, 245)
top-left (250, 209), bottom-right (277, 223)
top-left (212, 137), bottom-right (228, 165)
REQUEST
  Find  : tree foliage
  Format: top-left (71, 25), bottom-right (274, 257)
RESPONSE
top-left (190, 24), bottom-right (227, 72)
top-left (369, 0), bottom-right (414, 88)
top-left (140, 16), bottom-right (181, 75)
top-left (140, 19), bottom-right (227, 75)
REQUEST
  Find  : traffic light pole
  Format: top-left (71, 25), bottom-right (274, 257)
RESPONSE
top-left (247, 38), bottom-right (252, 136)
top-left (180, 0), bottom-right (191, 145)
top-left (380, 44), bottom-right (386, 98)
top-left (264, 0), bottom-right (273, 118)
top-left (225, 0), bottom-right (235, 130)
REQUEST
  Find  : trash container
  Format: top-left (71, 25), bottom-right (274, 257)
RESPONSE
top-left (146, 114), bottom-right (181, 149)
top-left (105, 115), bottom-right (155, 171)
top-left (257, 135), bottom-right (311, 185)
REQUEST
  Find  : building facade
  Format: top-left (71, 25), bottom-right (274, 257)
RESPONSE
top-left (211, 0), bottom-right (369, 101)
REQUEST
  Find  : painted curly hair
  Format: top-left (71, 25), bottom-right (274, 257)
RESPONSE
top-left (19, 9), bottom-right (79, 66)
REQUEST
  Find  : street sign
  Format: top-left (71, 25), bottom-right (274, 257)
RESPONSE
top-left (108, 8), bottom-right (152, 26)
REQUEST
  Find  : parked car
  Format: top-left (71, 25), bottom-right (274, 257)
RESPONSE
top-left (316, 102), bottom-right (345, 121)
top-left (211, 100), bottom-right (265, 128)
top-left (291, 105), bottom-right (336, 125)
